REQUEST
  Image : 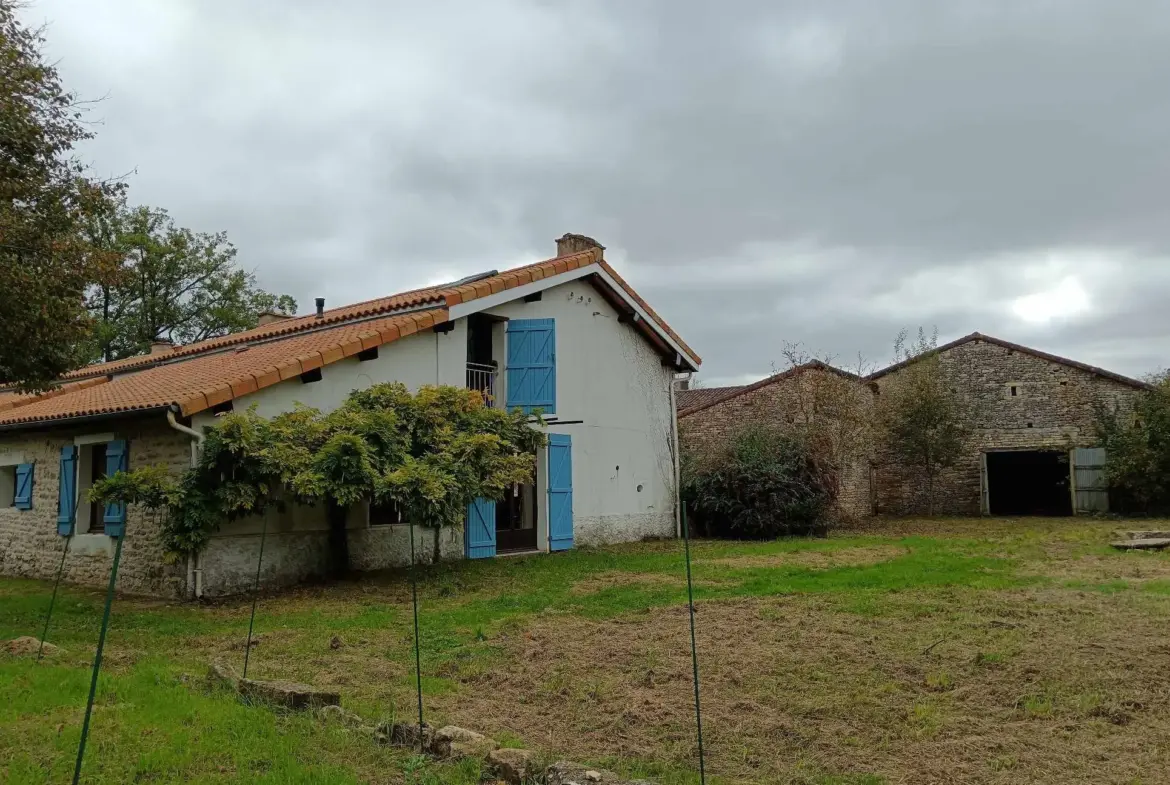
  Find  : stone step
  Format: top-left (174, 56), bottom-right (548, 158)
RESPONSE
top-left (1111, 538), bottom-right (1170, 551)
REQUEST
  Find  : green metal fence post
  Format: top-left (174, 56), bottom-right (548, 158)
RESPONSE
top-left (72, 532), bottom-right (125, 785)
top-left (38, 535), bottom-right (71, 661)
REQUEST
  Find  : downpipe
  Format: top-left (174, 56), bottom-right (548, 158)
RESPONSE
top-left (167, 407), bottom-right (206, 599)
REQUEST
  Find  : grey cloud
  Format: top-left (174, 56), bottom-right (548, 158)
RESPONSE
top-left (22, 0), bottom-right (1170, 383)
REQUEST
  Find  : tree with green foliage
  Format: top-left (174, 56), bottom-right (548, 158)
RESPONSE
top-left (1096, 371), bottom-right (1170, 514)
top-left (91, 384), bottom-right (545, 573)
top-left (85, 203), bottom-right (296, 361)
top-left (0, 2), bottom-right (123, 389)
top-left (877, 327), bottom-right (968, 515)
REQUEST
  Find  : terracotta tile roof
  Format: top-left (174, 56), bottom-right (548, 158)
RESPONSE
top-left (865, 332), bottom-right (1153, 390)
top-left (0, 244), bottom-right (698, 428)
top-left (678, 361), bottom-right (858, 418)
top-left (676, 385), bottom-right (745, 412)
top-left (0, 310), bottom-right (445, 426)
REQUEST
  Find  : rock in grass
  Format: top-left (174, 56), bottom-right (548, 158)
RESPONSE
top-left (486, 747), bottom-right (536, 784)
top-left (430, 725), bottom-right (498, 759)
top-left (1111, 538), bottom-right (1170, 551)
top-left (545, 761), bottom-right (653, 785)
top-left (238, 678), bottom-right (340, 710)
top-left (207, 660), bottom-right (241, 690)
top-left (1114, 530), bottom-right (1170, 541)
top-left (4, 637), bottom-right (62, 657)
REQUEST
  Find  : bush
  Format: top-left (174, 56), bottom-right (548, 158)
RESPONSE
top-left (1097, 372), bottom-right (1170, 515)
top-left (681, 424), bottom-right (838, 539)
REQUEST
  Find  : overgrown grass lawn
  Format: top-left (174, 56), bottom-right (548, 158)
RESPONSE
top-left (4, 518), bottom-right (1170, 784)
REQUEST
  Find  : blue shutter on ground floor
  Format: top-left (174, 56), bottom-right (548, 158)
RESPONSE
top-left (13, 463), bottom-right (34, 510)
top-left (505, 318), bottom-right (555, 414)
top-left (57, 446), bottom-right (77, 536)
top-left (465, 497), bottom-right (497, 559)
top-left (103, 439), bottom-right (129, 537)
top-left (547, 434), bottom-right (573, 552)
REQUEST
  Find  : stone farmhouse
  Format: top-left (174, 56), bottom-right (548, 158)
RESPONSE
top-left (678, 333), bottom-right (1150, 519)
top-left (0, 235), bottom-right (700, 598)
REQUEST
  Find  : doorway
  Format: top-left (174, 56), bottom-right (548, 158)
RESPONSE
top-left (985, 450), bottom-right (1072, 516)
top-left (495, 482), bottom-right (538, 553)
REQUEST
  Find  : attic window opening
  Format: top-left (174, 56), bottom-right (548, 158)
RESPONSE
top-left (357, 347), bottom-right (378, 362)
top-left (210, 400), bottom-right (234, 415)
top-left (301, 368), bottom-right (323, 384)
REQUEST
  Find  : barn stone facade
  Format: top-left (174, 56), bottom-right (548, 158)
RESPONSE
top-left (678, 363), bottom-right (875, 521)
top-left (870, 335), bottom-right (1143, 516)
top-left (679, 334), bottom-right (1147, 520)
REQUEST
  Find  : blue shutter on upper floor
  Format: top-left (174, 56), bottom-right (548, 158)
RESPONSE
top-left (103, 439), bottom-right (129, 537)
top-left (465, 497), bottom-right (497, 559)
top-left (57, 446), bottom-right (77, 536)
top-left (13, 463), bottom-right (34, 510)
top-left (505, 319), bottom-right (555, 414)
top-left (547, 434), bottom-right (573, 552)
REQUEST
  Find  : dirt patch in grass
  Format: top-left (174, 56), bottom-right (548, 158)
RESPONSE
top-left (698, 544), bottom-right (902, 571)
top-left (569, 572), bottom-right (686, 596)
top-left (430, 588), bottom-right (1170, 784)
top-left (1025, 552), bottom-right (1170, 586)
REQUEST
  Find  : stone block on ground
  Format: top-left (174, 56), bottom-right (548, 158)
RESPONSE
top-left (545, 761), bottom-right (653, 785)
top-left (431, 725), bottom-right (498, 759)
top-left (1115, 530), bottom-right (1170, 541)
top-left (486, 747), bottom-right (536, 784)
top-left (207, 660), bottom-right (241, 690)
top-left (1111, 538), bottom-right (1170, 551)
top-left (238, 678), bottom-right (340, 710)
top-left (4, 637), bottom-right (62, 657)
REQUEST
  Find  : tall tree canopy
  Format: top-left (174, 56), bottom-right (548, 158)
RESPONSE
top-left (86, 203), bottom-right (296, 361)
top-left (0, 2), bottom-right (122, 389)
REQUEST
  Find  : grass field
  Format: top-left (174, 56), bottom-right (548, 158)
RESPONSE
top-left (3, 518), bottom-right (1170, 784)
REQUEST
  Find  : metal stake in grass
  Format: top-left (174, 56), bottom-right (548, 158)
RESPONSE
top-left (242, 513), bottom-right (269, 679)
top-left (72, 531), bottom-right (125, 785)
top-left (408, 520), bottom-right (425, 753)
top-left (38, 535), bottom-right (71, 661)
top-left (681, 505), bottom-right (707, 784)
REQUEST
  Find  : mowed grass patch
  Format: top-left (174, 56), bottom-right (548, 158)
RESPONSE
top-left (2, 517), bottom-right (1169, 783)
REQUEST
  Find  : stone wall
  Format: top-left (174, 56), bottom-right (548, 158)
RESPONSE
top-left (0, 415), bottom-right (192, 597)
top-left (872, 338), bottom-right (1141, 515)
top-left (678, 367), bottom-right (874, 520)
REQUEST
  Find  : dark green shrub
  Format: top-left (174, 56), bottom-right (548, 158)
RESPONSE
top-left (681, 424), bottom-right (838, 539)
top-left (1097, 372), bottom-right (1170, 515)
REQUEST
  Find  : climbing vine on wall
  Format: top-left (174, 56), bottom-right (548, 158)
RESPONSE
top-left (90, 383), bottom-right (546, 562)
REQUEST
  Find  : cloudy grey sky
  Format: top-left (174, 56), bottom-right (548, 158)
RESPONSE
top-left (22, 0), bottom-right (1170, 385)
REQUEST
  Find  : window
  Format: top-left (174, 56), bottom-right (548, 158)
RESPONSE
top-left (1010, 386), bottom-right (1018, 397)
top-left (67, 438), bottom-right (128, 536)
top-left (0, 465), bottom-right (15, 507)
top-left (369, 499), bottom-right (403, 526)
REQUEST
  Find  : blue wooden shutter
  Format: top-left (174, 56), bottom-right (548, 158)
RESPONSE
top-left (505, 319), bottom-right (555, 414)
top-left (547, 434), bottom-right (573, 552)
top-left (103, 439), bottom-right (129, 537)
top-left (465, 497), bottom-right (497, 559)
top-left (57, 446), bottom-right (77, 536)
top-left (13, 463), bottom-right (34, 510)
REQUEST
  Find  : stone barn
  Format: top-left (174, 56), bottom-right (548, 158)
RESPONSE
top-left (677, 361), bottom-right (875, 520)
top-left (868, 333), bottom-right (1147, 516)
top-left (678, 333), bottom-right (1150, 520)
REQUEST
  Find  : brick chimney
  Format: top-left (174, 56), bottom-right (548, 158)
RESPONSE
top-left (149, 339), bottom-right (174, 356)
top-left (257, 311), bottom-right (291, 326)
top-left (555, 233), bottom-right (605, 258)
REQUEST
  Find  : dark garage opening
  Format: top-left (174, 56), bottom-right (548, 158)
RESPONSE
top-left (986, 450), bottom-right (1072, 516)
